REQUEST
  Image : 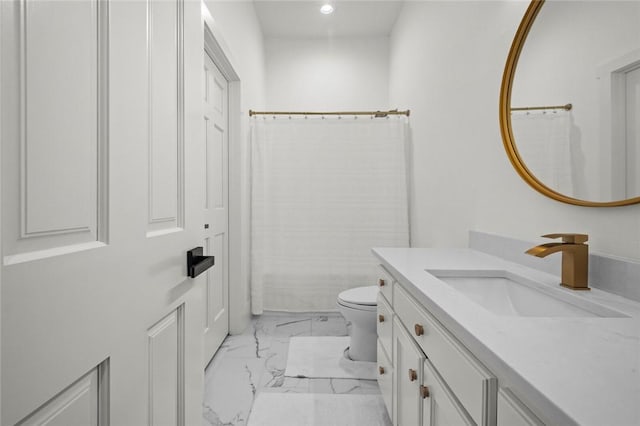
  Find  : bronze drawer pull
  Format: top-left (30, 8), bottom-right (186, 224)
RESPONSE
top-left (408, 369), bottom-right (417, 381)
top-left (378, 314), bottom-right (385, 323)
top-left (379, 366), bottom-right (385, 375)
top-left (414, 324), bottom-right (424, 336)
top-left (378, 278), bottom-right (386, 287)
top-left (420, 385), bottom-right (430, 398)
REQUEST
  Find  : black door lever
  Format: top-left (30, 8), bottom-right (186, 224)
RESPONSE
top-left (187, 247), bottom-right (215, 278)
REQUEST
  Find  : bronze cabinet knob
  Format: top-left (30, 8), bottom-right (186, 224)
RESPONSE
top-left (378, 278), bottom-right (386, 287)
top-left (414, 324), bottom-right (425, 336)
top-left (379, 366), bottom-right (385, 375)
top-left (378, 314), bottom-right (385, 323)
top-left (420, 385), bottom-right (430, 398)
top-left (408, 369), bottom-right (417, 381)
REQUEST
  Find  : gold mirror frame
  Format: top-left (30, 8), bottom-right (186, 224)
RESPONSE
top-left (499, 0), bottom-right (640, 207)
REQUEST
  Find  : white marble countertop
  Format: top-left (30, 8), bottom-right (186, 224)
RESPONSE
top-left (372, 247), bottom-right (640, 426)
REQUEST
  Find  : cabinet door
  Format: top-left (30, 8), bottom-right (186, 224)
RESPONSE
top-left (377, 292), bottom-right (393, 360)
top-left (393, 317), bottom-right (425, 426)
top-left (378, 265), bottom-right (394, 303)
top-left (423, 359), bottom-right (475, 426)
top-left (377, 339), bottom-right (394, 420)
top-left (497, 389), bottom-right (544, 426)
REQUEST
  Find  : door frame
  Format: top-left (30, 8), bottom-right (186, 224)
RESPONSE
top-left (202, 5), bottom-right (248, 334)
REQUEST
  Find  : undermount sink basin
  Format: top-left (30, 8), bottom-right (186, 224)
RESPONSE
top-left (426, 269), bottom-right (628, 318)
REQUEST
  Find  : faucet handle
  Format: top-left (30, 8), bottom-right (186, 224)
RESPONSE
top-left (541, 233), bottom-right (588, 244)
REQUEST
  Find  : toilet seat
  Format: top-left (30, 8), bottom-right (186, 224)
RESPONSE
top-left (337, 286), bottom-right (378, 312)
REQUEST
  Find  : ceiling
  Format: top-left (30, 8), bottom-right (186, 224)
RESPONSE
top-left (253, 1), bottom-right (404, 38)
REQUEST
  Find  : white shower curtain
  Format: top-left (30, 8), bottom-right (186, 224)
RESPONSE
top-left (511, 109), bottom-right (573, 194)
top-left (250, 115), bottom-right (410, 314)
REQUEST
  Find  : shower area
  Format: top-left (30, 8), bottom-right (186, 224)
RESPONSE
top-left (249, 110), bottom-right (410, 314)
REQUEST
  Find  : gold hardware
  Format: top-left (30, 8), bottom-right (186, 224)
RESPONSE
top-left (541, 233), bottom-right (588, 244)
top-left (499, 0), bottom-right (640, 207)
top-left (378, 278), bottom-right (385, 287)
top-left (526, 234), bottom-right (590, 290)
top-left (420, 385), bottom-right (430, 399)
top-left (378, 314), bottom-right (385, 323)
top-left (414, 324), bottom-right (424, 336)
top-left (379, 366), bottom-right (385, 375)
top-left (408, 369), bottom-right (417, 382)
top-left (511, 103), bottom-right (572, 112)
top-left (249, 109), bottom-right (410, 117)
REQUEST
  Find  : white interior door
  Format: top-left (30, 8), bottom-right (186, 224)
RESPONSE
top-left (1, 1), bottom-right (205, 425)
top-left (203, 51), bottom-right (230, 364)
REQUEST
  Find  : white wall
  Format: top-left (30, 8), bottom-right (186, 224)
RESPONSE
top-left (265, 36), bottom-right (390, 110)
top-left (389, 1), bottom-right (640, 260)
top-left (204, 0), bottom-right (266, 333)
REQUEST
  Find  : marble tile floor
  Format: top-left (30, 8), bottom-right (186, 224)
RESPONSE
top-left (203, 312), bottom-right (383, 426)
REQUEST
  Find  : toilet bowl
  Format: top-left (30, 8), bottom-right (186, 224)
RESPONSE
top-left (337, 286), bottom-right (378, 362)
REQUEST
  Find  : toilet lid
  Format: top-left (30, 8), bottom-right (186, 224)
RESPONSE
top-left (338, 286), bottom-right (378, 306)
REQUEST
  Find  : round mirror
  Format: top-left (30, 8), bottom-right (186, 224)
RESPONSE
top-left (500, 0), bottom-right (640, 206)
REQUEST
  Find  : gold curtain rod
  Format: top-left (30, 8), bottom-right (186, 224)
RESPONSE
top-left (249, 109), bottom-right (410, 117)
top-left (511, 103), bottom-right (572, 112)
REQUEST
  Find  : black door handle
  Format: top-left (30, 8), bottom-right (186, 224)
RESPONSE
top-left (187, 247), bottom-right (215, 278)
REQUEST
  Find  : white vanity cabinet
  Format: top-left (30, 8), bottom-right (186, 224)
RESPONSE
top-left (377, 267), bottom-right (498, 426)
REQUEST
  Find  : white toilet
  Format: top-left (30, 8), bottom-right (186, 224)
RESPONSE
top-left (337, 285), bottom-right (378, 362)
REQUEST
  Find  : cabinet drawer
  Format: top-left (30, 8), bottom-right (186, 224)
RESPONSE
top-left (394, 284), bottom-right (497, 426)
top-left (423, 358), bottom-right (474, 426)
top-left (393, 317), bottom-right (425, 426)
top-left (377, 293), bottom-right (393, 361)
top-left (377, 339), bottom-right (393, 420)
top-left (497, 389), bottom-right (544, 426)
top-left (377, 265), bottom-right (394, 304)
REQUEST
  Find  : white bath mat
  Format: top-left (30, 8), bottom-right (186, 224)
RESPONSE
top-left (247, 393), bottom-right (391, 426)
top-left (284, 336), bottom-right (376, 380)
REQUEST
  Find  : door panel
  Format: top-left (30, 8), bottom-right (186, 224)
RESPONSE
top-left (148, 307), bottom-right (184, 426)
top-left (203, 51), bottom-right (229, 364)
top-left (208, 232), bottom-right (226, 321)
top-left (147, 0), bottom-right (182, 235)
top-left (211, 124), bottom-right (225, 208)
top-left (18, 366), bottom-right (103, 426)
top-left (23, 0), bottom-right (97, 236)
top-left (1, 1), bottom-right (205, 425)
top-left (2, 0), bottom-right (105, 260)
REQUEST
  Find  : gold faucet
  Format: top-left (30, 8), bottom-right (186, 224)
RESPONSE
top-left (525, 234), bottom-right (590, 290)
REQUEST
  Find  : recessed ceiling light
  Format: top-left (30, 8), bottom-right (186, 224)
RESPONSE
top-left (320, 4), bottom-right (334, 14)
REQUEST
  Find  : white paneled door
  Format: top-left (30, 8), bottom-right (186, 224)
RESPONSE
top-left (1, 1), bottom-right (206, 425)
top-left (203, 52), bottom-right (230, 365)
